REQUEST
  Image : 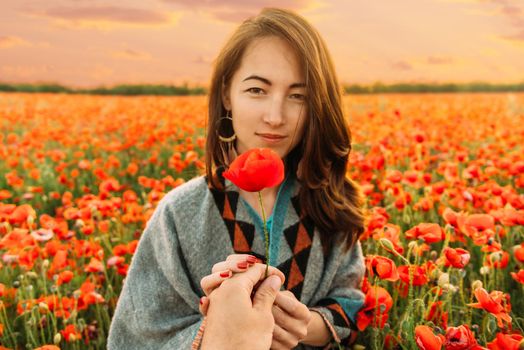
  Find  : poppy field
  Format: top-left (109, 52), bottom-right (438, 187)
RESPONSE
top-left (0, 92), bottom-right (523, 349)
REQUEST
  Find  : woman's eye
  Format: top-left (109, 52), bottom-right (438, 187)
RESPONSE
top-left (247, 87), bottom-right (264, 95)
top-left (290, 94), bottom-right (306, 101)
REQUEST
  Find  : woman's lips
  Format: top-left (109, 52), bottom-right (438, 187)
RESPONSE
top-left (256, 133), bottom-right (286, 143)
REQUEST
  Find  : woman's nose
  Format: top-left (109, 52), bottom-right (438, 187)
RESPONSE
top-left (263, 98), bottom-right (284, 126)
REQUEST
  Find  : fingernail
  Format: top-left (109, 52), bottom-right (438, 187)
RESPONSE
top-left (256, 258), bottom-right (264, 264)
top-left (268, 275), bottom-right (281, 291)
top-left (237, 261), bottom-right (248, 269)
top-left (220, 271), bottom-right (231, 278)
top-left (200, 297), bottom-right (205, 305)
top-left (246, 256), bottom-right (257, 264)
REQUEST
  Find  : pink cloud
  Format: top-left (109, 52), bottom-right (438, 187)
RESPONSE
top-left (391, 61), bottom-right (413, 71)
top-left (427, 56), bottom-right (454, 65)
top-left (0, 36), bottom-right (30, 49)
top-left (23, 6), bottom-right (177, 27)
top-left (111, 49), bottom-right (152, 61)
top-left (501, 29), bottom-right (524, 42)
top-left (161, 0), bottom-right (315, 22)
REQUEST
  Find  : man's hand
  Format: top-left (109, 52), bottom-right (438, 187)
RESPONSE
top-left (200, 264), bottom-right (285, 350)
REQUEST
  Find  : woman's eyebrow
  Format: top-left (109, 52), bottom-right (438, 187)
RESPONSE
top-left (242, 75), bottom-right (305, 88)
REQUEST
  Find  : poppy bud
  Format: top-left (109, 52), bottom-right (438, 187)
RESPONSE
top-left (472, 280), bottom-right (483, 291)
top-left (379, 238), bottom-right (395, 252)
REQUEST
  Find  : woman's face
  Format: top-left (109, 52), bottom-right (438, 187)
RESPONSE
top-left (222, 36), bottom-right (308, 159)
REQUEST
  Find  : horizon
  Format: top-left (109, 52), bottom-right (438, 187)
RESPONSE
top-left (1, 0), bottom-right (524, 88)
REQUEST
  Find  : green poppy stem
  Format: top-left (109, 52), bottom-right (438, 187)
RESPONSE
top-left (258, 191), bottom-right (270, 279)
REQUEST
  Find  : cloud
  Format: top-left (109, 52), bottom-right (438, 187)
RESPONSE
top-left (0, 64), bottom-right (54, 78)
top-left (0, 36), bottom-right (30, 49)
top-left (426, 56), bottom-right (454, 65)
top-left (160, 0), bottom-right (318, 22)
top-left (499, 29), bottom-right (524, 47)
top-left (391, 61), bottom-right (413, 71)
top-left (464, 0), bottom-right (524, 44)
top-left (90, 65), bottom-right (114, 81)
top-left (111, 49), bottom-right (152, 61)
top-left (23, 6), bottom-right (182, 29)
top-left (193, 55), bottom-right (214, 64)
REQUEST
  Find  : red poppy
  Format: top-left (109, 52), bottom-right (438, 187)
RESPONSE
top-left (426, 301), bottom-right (448, 329)
top-left (484, 251), bottom-right (509, 269)
top-left (486, 332), bottom-right (523, 350)
top-left (60, 324), bottom-right (82, 342)
top-left (85, 258), bottom-right (104, 273)
top-left (372, 223), bottom-right (404, 254)
top-left (57, 270), bottom-right (74, 286)
top-left (356, 286), bottom-right (393, 331)
top-left (442, 207), bottom-right (463, 228)
top-left (8, 204), bottom-right (36, 227)
top-left (459, 214), bottom-right (495, 237)
top-left (443, 247), bottom-right (471, 269)
top-left (444, 325), bottom-right (483, 350)
top-left (223, 148), bottom-right (285, 192)
top-left (398, 265), bottom-right (429, 286)
top-left (415, 325), bottom-right (444, 350)
top-left (510, 269), bottom-right (524, 284)
top-left (365, 255), bottom-right (399, 281)
top-left (468, 288), bottom-right (511, 328)
top-left (405, 223), bottom-right (445, 244)
top-left (514, 243), bottom-right (524, 263)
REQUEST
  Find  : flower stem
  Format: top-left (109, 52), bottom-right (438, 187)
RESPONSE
top-left (258, 192), bottom-right (270, 278)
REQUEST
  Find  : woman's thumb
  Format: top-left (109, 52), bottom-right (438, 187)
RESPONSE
top-left (252, 275), bottom-right (282, 311)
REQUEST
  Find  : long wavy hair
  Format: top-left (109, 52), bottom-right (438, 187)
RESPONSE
top-left (205, 8), bottom-right (365, 252)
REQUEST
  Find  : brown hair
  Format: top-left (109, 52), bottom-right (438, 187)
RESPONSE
top-left (205, 8), bottom-right (365, 252)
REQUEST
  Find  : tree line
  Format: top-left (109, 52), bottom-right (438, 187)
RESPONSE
top-left (1, 82), bottom-right (523, 95)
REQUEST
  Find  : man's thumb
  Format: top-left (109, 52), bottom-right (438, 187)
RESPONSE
top-left (253, 275), bottom-right (281, 311)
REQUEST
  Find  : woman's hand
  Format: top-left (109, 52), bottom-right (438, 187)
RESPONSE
top-left (270, 290), bottom-right (312, 350)
top-left (200, 254), bottom-right (261, 297)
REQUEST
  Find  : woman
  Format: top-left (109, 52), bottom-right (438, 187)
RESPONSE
top-left (108, 7), bottom-right (365, 350)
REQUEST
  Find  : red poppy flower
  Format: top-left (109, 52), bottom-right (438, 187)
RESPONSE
top-left (510, 269), bottom-right (524, 284)
top-left (484, 251), bottom-right (509, 269)
top-left (356, 286), bottom-right (393, 331)
top-left (60, 324), bottom-right (82, 342)
top-left (365, 255), bottom-right (399, 281)
top-left (459, 214), bottom-right (495, 237)
top-left (514, 243), bottom-right (524, 263)
top-left (487, 332), bottom-right (523, 350)
top-left (223, 148), bottom-right (285, 192)
top-left (443, 247), bottom-right (471, 269)
top-left (444, 325), bottom-right (483, 350)
top-left (426, 301), bottom-right (448, 329)
top-left (415, 325), bottom-right (444, 350)
top-left (442, 207), bottom-right (465, 228)
top-left (398, 265), bottom-right (429, 286)
top-left (57, 270), bottom-right (74, 286)
top-left (405, 223), bottom-right (445, 244)
top-left (468, 288), bottom-right (511, 328)
top-left (372, 223), bottom-right (404, 254)
top-left (84, 258), bottom-right (104, 273)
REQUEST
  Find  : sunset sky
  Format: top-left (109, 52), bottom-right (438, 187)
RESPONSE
top-left (1, 0), bottom-right (523, 87)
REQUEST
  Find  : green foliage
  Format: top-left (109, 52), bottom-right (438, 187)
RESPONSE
top-left (0, 83), bottom-right (207, 96)
top-left (344, 81), bottom-right (524, 94)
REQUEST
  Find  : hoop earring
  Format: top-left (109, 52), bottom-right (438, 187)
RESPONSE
top-left (217, 110), bottom-right (237, 143)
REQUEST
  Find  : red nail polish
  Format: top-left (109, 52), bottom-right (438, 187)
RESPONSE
top-left (237, 261), bottom-right (248, 269)
top-left (200, 297), bottom-right (205, 305)
top-left (220, 271), bottom-right (230, 278)
top-left (246, 256), bottom-right (257, 264)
